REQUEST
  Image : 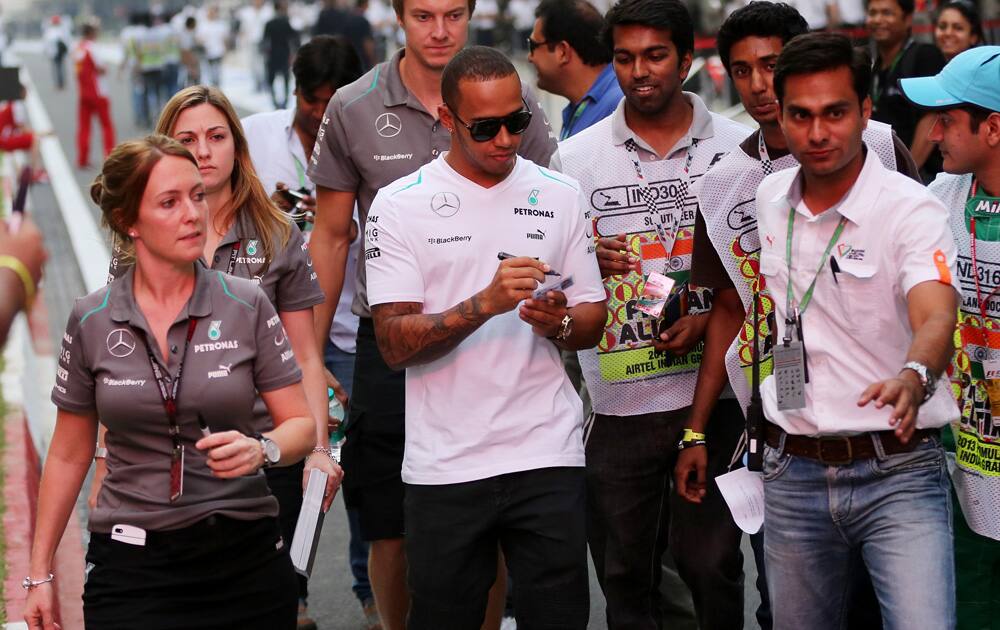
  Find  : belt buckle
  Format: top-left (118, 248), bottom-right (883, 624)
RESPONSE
top-left (816, 436), bottom-right (853, 466)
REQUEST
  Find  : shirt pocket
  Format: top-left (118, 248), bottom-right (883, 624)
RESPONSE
top-left (832, 259), bottom-right (883, 334)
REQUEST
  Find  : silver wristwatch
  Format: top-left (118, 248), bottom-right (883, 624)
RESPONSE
top-left (256, 435), bottom-right (281, 469)
top-left (901, 361), bottom-right (936, 402)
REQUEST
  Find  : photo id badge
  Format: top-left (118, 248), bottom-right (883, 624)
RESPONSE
top-left (773, 340), bottom-right (807, 410)
top-left (984, 358), bottom-right (1000, 417)
top-left (169, 444), bottom-right (185, 502)
top-left (636, 272), bottom-right (676, 318)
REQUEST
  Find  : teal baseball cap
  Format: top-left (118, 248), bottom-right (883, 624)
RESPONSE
top-left (900, 46), bottom-right (1000, 112)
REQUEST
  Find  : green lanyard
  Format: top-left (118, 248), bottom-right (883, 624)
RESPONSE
top-left (784, 206), bottom-right (848, 319)
top-left (292, 153), bottom-right (307, 190)
top-left (560, 100), bottom-right (590, 141)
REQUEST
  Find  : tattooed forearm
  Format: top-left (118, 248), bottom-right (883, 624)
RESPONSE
top-left (372, 294), bottom-right (493, 369)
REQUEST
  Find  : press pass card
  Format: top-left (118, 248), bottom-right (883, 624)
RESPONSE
top-left (636, 272), bottom-right (676, 318)
top-left (534, 275), bottom-right (575, 300)
top-left (773, 340), bottom-right (807, 410)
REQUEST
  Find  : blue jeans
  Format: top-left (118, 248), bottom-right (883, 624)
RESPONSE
top-left (325, 342), bottom-right (373, 604)
top-left (763, 433), bottom-right (955, 630)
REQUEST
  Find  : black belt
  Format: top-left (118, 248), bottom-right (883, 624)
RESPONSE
top-left (765, 423), bottom-right (936, 466)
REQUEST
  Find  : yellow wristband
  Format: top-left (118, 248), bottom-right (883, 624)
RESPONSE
top-left (682, 429), bottom-right (706, 442)
top-left (0, 255), bottom-right (35, 309)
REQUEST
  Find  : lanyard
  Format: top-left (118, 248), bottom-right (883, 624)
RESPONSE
top-left (624, 138), bottom-right (699, 272)
top-left (758, 131), bottom-right (774, 176)
top-left (968, 181), bottom-right (1000, 340)
top-left (225, 240), bottom-right (241, 275)
top-left (560, 100), bottom-right (590, 141)
top-left (873, 39), bottom-right (913, 106)
top-left (291, 153), bottom-right (307, 190)
top-left (784, 206), bottom-right (848, 319)
top-left (138, 317), bottom-right (199, 502)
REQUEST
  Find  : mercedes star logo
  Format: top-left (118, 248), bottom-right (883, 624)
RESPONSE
top-left (430, 192), bottom-right (460, 217)
top-left (106, 329), bottom-right (137, 358)
top-left (376, 113), bottom-right (402, 138)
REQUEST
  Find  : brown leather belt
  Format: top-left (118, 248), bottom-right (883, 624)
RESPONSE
top-left (765, 423), bottom-right (936, 466)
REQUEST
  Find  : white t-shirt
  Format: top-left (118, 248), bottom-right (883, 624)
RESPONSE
top-left (242, 108), bottom-right (361, 353)
top-left (365, 155), bottom-right (605, 485)
top-left (757, 149), bottom-right (960, 435)
top-left (198, 18), bottom-right (230, 61)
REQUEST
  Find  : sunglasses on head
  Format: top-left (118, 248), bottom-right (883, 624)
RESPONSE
top-left (452, 99), bottom-right (533, 142)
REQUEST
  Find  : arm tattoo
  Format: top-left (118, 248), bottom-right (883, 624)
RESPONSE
top-left (372, 294), bottom-right (492, 369)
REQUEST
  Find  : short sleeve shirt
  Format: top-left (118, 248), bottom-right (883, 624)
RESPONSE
top-left (365, 155), bottom-right (605, 485)
top-left (52, 263), bottom-right (302, 533)
top-left (755, 148), bottom-right (960, 435)
top-left (308, 48), bottom-right (558, 317)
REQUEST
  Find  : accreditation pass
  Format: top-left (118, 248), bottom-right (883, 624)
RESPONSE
top-left (773, 340), bottom-right (807, 410)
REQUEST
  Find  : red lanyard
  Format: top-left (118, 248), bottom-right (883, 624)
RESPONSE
top-left (968, 180), bottom-right (999, 343)
top-left (138, 317), bottom-right (200, 502)
top-left (226, 240), bottom-right (240, 275)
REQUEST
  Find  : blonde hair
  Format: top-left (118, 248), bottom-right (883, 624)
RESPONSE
top-left (91, 135), bottom-right (198, 261)
top-left (155, 85), bottom-right (291, 265)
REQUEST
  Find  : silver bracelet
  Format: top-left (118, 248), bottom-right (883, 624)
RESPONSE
top-left (22, 573), bottom-right (54, 590)
top-left (310, 446), bottom-right (335, 461)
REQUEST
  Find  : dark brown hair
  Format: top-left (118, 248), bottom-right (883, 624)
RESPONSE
top-left (91, 135), bottom-right (197, 242)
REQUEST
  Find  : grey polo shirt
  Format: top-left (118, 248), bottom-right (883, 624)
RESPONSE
top-left (53, 263), bottom-right (302, 533)
top-left (307, 48), bottom-right (558, 317)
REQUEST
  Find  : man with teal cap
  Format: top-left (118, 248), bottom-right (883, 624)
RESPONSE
top-left (902, 45), bottom-right (1000, 630)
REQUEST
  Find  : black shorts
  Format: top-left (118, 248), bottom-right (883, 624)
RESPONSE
top-left (341, 317), bottom-right (406, 541)
top-left (84, 516), bottom-right (297, 629)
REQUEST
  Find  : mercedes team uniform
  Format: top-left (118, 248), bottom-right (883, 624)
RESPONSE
top-left (109, 211), bottom-right (323, 607)
top-left (55, 263), bottom-right (302, 627)
top-left (365, 154), bottom-right (604, 628)
top-left (307, 48), bottom-right (557, 541)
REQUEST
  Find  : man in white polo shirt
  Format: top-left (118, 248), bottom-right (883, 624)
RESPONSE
top-left (365, 46), bottom-right (605, 629)
top-left (757, 33), bottom-right (959, 629)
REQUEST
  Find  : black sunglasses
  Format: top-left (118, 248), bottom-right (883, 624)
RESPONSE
top-left (526, 37), bottom-right (553, 54)
top-left (453, 100), bottom-right (533, 142)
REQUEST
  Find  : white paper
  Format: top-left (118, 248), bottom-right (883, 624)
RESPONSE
top-left (715, 467), bottom-right (765, 534)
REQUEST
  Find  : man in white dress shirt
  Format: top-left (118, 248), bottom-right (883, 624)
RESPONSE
top-left (756, 32), bottom-right (960, 630)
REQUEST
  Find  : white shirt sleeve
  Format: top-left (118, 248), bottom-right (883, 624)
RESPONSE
top-left (364, 192), bottom-right (426, 306)
top-left (890, 195), bottom-right (961, 297)
top-left (560, 190), bottom-right (606, 308)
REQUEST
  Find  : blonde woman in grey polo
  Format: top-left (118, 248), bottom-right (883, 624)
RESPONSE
top-left (24, 136), bottom-right (317, 630)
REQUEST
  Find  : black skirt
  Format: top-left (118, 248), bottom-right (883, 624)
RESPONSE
top-left (83, 515), bottom-right (297, 629)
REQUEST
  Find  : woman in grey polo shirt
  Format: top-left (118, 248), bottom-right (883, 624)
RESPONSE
top-left (93, 86), bottom-right (342, 620)
top-left (24, 135), bottom-right (316, 629)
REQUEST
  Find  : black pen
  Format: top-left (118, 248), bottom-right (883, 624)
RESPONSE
top-left (829, 256), bottom-right (841, 284)
top-left (197, 414), bottom-right (212, 438)
top-left (497, 251), bottom-right (561, 276)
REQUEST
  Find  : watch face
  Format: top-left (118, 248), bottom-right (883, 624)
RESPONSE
top-left (264, 439), bottom-right (281, 464)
